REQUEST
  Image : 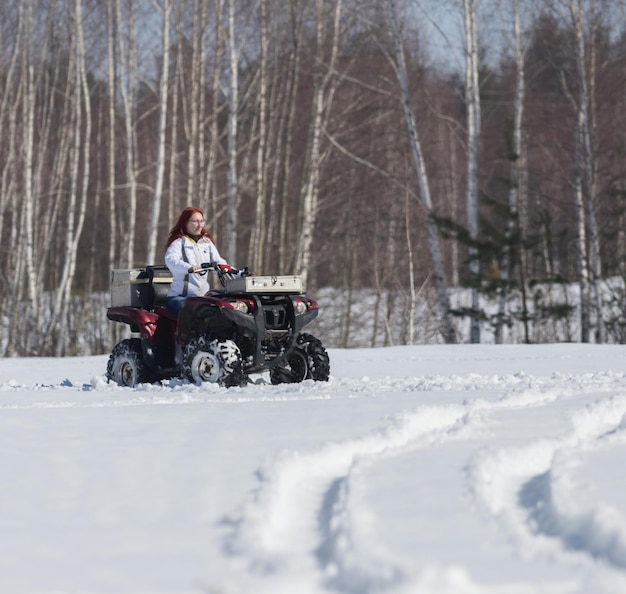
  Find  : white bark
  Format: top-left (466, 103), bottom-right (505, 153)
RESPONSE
top-left (147, 0), bottom-right (171, 265)
top-left (21, 1), bottom-right (37, 313)
top-left (296, 0), bottom-right (342, 286)
top-left (117, 0), bottom-right (139, 268)
top-left (226, 0), bottom-right (239, 262)
top-left (46, 0), bottom-right (92, 356)
top-left (560, 0), bottom-right (596, 343)
top-left (187, 0), bottom-right (204, 205)
top-left (388, 0), bottom-right (457, 343)
top-left (250, 0), bottom-right (269, 272)
top-left (204, 0), bottom-right (224, 222)
top-left (169, 8), bottom-right (184, 224)
top-left (405, 189), bottom-right (416, 344)
top-left (574, 110), bottom-right (591, 342)
top-left (464, 0), bottom-right (482, 343)
top-left (0, 0), bottom-right (23, 258)
top-left (196, 0), bottom-right (208, 210)
top-left (107, 1), bottom-right (117, 270)
top-left (496, 0), bottom-right (526, 344)
top-left (278, 3), bottom-right (303, 272)
top-left (570, 0), bottom-right (603, 342)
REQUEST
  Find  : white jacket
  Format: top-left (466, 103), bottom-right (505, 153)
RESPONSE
top-left (165, 235), bottom-right (227, 298)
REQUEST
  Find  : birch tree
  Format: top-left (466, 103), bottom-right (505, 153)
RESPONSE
top-left (147, 0), bottom-right (171, 265)
top-left (168, 5), bottom-right (185, 224)
top-left (106, 1), bottom-right (118, 270)
top-left (464, 0), bottom-right (482, 343)
top-left (0, 2), bottom-right (23, 264)
top-left (203, 0), bottom-right (225, 221)
top-left (249, 0), bottom-right (269, 272)
top-left (277, 0), bottom-right (304, 272)
top-left (569, 0), bottom-right (603, 342)
top-left (3, 4), bottom-right (27, 355)
top-left (21, 1), bottom-right (38, 318)
top-left (553, 0), bottom-right (597, 342)
top-left (117, 0), bottom-right (139, 268)
top-left (187, 0), bottom-right (207, 207)
top-left (44, 0), bottom-right (91, 355)
top-left (226, 0), bottom-right (239, 262)
top-left (573, 109), bottom-right (592, 342)
top-left (386, 0), bottom-right (457, 343)
top-left (495, 0), bottom-right (528, 344)
top-left (296, 0), bottom-right (342, 285)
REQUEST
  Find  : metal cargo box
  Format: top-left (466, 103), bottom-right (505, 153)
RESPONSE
top-left (110, 269), bottom-right (145, 307)
top-left (224, 275), bottom-right (303, 294)
top-left (110, 266), bottom-right (173, 308)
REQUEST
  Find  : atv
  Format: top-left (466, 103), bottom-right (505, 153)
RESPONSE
top-left (106, 263), bottom-right (330, 387)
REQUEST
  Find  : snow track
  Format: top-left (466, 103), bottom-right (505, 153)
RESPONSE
top-left (224, 402), bottom-right (475, 593)
top-left (217, 371), bottom-right (626, 593)
top-left (470, 393), bottom-right (626, 583)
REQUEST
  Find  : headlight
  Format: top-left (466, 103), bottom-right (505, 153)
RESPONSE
top-left (230, 300), bottom-right (249, 313)
top-left (295, 300), bottom-right (308, 315)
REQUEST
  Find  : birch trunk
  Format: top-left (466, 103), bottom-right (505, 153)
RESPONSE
top-left (107, 1), bottom-right (118, 270)
top-left (405, 188), bottom-right (416, 344)
top-left (3, 56), bottom-right (23, 354)
top-left (278, 2), bottom-right (303, 272)
top-left (574, 110), bottom-right (591, 342)
top-left (169, 9), bottom-right (184, 223)
top-left (496, 0), bottom-right (526, 344)
top-left (0, 1), bottom-right (23, 256)
top-left (21, 1), bottom-right (38, 316)
top-left (570, 0), bottom-right (603, 342)
top-left (6, 193), bottom-right (25, 355)
top-left (265, 15), bottom-right (290, 270)
top-left (296, 0), bottom-right (342, 286)
top-left (226, 0), bottom-right (239, 262)
top-left (250, 0), bottom-right (268, 272)
top-left (117, 0), bottom-right (139, 268)
top-left (388, 0), bottom-right (456, 343)
top-left (147, 0), bottom-right (170, 265)
top-left (464, 0), bottom-right (481, 343)
top-left (204, 0), bottom-right (224, 221)
top-left (262, 9), bottom-right (284, 272)
top-left (45, 0), bottom-right (91, 356)
top-left (196, 0), bottom-right (208, 210)
top-left (187, 0), bottom-right (202, 204)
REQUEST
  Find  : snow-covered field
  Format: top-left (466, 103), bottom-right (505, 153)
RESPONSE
top-left (2, 344), bottom-right (626, 593)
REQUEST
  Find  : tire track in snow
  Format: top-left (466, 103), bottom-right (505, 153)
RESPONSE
top-left (223, 402), bottom-right (477, 593)
top-left (469, 392), bottom-right (626, 577)
top-left (221, 385), bottom-right (570, 594)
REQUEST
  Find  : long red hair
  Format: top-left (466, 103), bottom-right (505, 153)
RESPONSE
top-left (164, 207), bottom-right (214, 249)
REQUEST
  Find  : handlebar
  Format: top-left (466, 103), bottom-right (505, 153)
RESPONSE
top-left (190, 262), bottom-right (250, 277)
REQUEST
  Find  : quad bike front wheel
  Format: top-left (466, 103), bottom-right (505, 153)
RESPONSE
top-left (270, 333), bottom-right (330, 384)
top-left (107, 338), bottom-right (152, 387)
top-left (182, 337), bottom-right (245, 387)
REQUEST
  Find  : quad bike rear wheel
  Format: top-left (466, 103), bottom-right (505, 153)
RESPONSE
top-left (107, 338), bottom-right (152, 387)
top-left (270, 333), bottom-right (330, 384)
top-left (182, 337), bottom-right (245, 387)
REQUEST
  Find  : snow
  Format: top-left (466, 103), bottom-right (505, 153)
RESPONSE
top-left (2, 344), bottom-right (626, 593)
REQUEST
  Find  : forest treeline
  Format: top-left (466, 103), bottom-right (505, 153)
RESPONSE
top-left (2, 0), bottom-right (626, 356)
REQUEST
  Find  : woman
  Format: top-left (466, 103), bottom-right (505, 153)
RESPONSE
top-left (164, 207), bottom-right (233, 315)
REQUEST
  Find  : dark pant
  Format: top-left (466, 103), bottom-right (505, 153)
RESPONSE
top-left (166, 295), bottom-right (186, 315)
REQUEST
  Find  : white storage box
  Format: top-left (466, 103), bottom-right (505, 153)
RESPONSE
top-left (224, 275), bottom-right (303, 294)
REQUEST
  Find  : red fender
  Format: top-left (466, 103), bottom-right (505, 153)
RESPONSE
top-left (107, 307), bottom-right (160, 339)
